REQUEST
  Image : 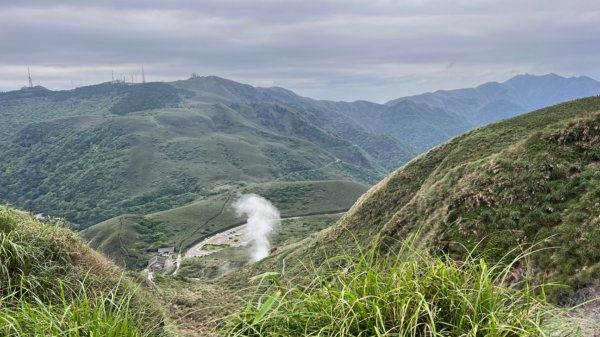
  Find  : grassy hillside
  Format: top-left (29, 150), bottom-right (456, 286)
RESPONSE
top-left (227, 245), bottom-right (588, 337)
top-left (154, 96), bottom-right (600, 336)
top-left (287, 98), bottom-right (463, 158)
top-left (0, 93), bottom-right (381, 228)
top-left (0, 82), bottom-right (184, 139)
top-left (254, 97), bottom-right (600, 304)
top-left (0, 206), bottom-right (169, 336)
top-left (2, 75), bottom-right (593, 231)
top-left (83, 180), bottom-right (368, 269)
top-left (368, 100), bottom-right (470, 152)
top-left (0, 79), bottom-right (394, 228)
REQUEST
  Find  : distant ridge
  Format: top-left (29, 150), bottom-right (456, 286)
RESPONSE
top-left (387, 73), bottom-right (600, 125)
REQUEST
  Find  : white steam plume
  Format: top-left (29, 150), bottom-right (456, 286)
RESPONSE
top-left (233, 194), bottom-right (280, 262)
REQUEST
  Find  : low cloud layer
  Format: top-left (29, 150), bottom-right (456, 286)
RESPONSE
top-left (2, 0), bottom-right (599, 101)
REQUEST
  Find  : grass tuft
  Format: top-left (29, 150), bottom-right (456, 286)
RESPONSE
top-left (226, 242), bottom-right (589, 336)
top-left (0, 206), bottom-right (166, 337)
top-left (0, 280), bottom-right (161, 337)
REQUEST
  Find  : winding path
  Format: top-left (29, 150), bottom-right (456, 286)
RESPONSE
top-left (171, 254), bottom-right (181, 276)
top-left (275, 159), bottom-right (341, 181)
top-left (183, 210), bottom-right (347, 258)
top-left (178, 193), bottom-right (232, 251)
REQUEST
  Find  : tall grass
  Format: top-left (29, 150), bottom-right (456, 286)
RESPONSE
top-left (226, 243), bottom-right (588, 336)
top-left (0, 281), bottom-right (161, 337)
top-left (0, 206), bottom-right (165, 337)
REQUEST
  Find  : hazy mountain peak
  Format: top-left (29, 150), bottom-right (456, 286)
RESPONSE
top-left (503, 73), bottom-right (564, 87)
top-left (386, 73), bottom-right (600, 126)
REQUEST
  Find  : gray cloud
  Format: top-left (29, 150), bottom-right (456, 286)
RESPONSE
top-left (1, 0), bottom-right (599, 102)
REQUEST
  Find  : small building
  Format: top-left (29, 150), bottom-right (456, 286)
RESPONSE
top-left (157, 247), bottom-right (175, 256)
top-left (148, 255), bottom-right (167, 272)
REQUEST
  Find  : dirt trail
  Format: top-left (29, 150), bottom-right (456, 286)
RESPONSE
top-left (178, 193), bottom-right (232, 251)
top-left (172, 254), bottom-right (181, 276)
top-left (276, 159), bottom-right (341, 181)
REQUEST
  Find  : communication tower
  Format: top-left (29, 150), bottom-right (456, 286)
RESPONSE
top-left (27, 67), bottom-right (33, 88)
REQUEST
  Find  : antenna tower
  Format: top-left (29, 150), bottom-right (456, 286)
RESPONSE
top-left (141, 66), bottom-right (146, 83)
top-left (27, 67), bottom-right (33, 88)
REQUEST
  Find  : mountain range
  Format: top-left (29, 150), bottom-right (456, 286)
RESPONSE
top-left (390, 73), bottom-right (600, 126)
top-left (1, 72), bottom-right (599, 267)
top-left (0, 74), bottom-right (600, 265)
top-left (2, 75), bottom-right (600, 336)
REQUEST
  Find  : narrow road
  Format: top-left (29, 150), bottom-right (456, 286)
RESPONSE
top-left (280, 211), bottom-right (345, 221)
top-left (183, 210), bottom-right (347, 258)
top-left (178, 193), bottom-right (232, 251)
top-left (276, 159), bottom-right (341, 181)
top-left (171, 254), bottom-right (181, 276)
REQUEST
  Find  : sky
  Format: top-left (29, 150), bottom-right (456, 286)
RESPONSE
top-left (1, 0), bottom-right (599, 102)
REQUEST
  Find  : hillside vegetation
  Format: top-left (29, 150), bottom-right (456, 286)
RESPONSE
top-left (4, 84), bottom-right (600, 336)
top-left (228, 244), bottom-right (587, 337)
top-left (83, 180), bottom-right (368, 269)
top-left (0, 206), bottom-right (168, 336)
top-left (240, 97), bottom-right (600, 304)
top-left (3, 74), bottom-right (597, 231)
top-left (154, 97), bottom-right (600, 336)
top-left (0, 79), bottom-right (388, 228)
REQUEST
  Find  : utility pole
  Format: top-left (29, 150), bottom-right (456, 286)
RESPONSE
top-left (27, 67), bottom-right (33, 88)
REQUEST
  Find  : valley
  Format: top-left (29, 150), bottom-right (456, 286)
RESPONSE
top-left (2, 74), bottom-right (600, 336)
top-left (2, 73), bottom-right (599, 264)
top-left (242, 96), bottom-right (600, 300)
top-left (83, 180), bottom-right (366, 269)
top-left (160, 96), bottom-right (600, 336)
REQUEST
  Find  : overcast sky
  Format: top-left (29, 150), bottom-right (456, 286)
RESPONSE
top-left (1, 0), bottom-right (599, 102)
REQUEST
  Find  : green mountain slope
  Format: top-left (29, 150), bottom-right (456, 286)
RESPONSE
top-left (83, 180), bottom-right (368, 269)
top-left (2, 74), bottom-right (595, 231)
top-left (288, 98), bottom-right (467, 155)
top-left (0, 79), bottom-right (387, 227)
top-left (253, 96), bottom-right (600, 302)
top-left (173, 76), bottom-right (418, 170)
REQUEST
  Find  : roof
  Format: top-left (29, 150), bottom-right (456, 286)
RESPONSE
top-left (157, 247), bottom-right (175, 254)
top-left (148, 255), bottom-right (167, 267)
